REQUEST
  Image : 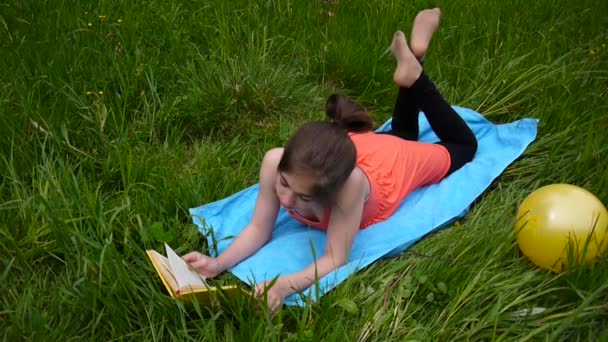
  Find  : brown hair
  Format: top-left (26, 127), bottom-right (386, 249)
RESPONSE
top-left (325, 94), bottom-right (373, 132)
top-left (277, 94), bottom-right (373, 204)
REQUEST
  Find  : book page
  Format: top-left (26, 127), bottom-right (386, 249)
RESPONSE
top-left (165, 243), bottom-right (206, 291)
top-left (147, 250), bottom-right (180, 295)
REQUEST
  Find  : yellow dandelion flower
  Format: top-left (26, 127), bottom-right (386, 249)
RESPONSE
top-left (603, 44), bottom-right (607, 49)
top-left (98, 15), bottom-right (106, 21)
top-left (86, 91), bottom-right (93, 95)
top-left (590, 49), bottom-right (596, 56)
top-left (117, 19), bottom-right (123, 24)
top-left (87, 22), bottom-right (93, 28)
top-left (85, 11), bottom-right (89, 15)
top-left (98, 91), bottom-right (104, 95)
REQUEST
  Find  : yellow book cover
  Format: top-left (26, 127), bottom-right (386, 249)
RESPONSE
top-left (147, 243), bottom-right (250, 306)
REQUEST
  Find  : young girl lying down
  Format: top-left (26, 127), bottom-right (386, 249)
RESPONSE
top-left (183, 8), bottom-right (477, 312)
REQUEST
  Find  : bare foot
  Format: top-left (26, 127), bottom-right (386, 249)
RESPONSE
top-left (410, 8), bottom-right (441, 60)
top-left (390, 31), bottom-right (422, 87)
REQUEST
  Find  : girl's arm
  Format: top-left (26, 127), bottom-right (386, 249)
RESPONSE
top-left (187, 149), bottom-right (283, 275)
top-left (215, 148), bottom-right (283, 270)
top-left (259, 168), bottom-right (366, 300)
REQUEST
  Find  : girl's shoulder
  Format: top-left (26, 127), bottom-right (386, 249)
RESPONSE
top-left (259, 148), bottom-right (283, 180)
top-left (262, 148), bottom-right (283, 168)
top-left (335, 166), bottom-right (369, 205)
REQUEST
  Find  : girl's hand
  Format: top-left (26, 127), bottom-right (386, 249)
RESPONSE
top-left (254, 278), bottom-right (291, 313)
top-left (182, 252), bottom-right (223, 279)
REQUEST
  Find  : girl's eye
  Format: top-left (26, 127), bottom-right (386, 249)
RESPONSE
top-left (280, 177), bottom-right (288, 187)
top-left (299, 195), bottom-right (313, 202)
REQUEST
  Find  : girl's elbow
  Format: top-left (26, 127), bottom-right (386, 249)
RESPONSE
top-left (327, 253), bottom-right (348, 268)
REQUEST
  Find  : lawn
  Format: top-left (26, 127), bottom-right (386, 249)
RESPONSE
top-left (1, 0), bottom-right (607, 340)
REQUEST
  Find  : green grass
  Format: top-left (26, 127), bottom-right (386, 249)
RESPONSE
top-left (2, 0), bottom-right (608, 340)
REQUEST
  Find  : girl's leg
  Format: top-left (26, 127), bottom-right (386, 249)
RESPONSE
top-left (410, 73), bottom-right (478, 174)
top-left (410, 73), bottom-right (477, 147)
top-left (388, 78), bottom-right (420, 141)
top-left (387, 8), bottom-right (442, 141)
top-left (392, 27), bottom-right (477, 175)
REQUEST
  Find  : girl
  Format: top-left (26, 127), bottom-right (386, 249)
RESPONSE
top-left (183, 8), bottom-right (477, 312)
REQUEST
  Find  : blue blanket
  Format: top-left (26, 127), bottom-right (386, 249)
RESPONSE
top-left (190, 106), bottom-right (538, 306)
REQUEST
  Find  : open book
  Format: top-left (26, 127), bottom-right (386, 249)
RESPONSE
top-left (147, 243), bottom-right (249, 305)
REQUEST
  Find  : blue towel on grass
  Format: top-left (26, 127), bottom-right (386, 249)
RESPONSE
top-left (190, 106), bottom-right (538, 306)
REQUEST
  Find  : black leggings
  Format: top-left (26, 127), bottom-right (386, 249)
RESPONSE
top-left (386, 72), bottom-right (478, 175)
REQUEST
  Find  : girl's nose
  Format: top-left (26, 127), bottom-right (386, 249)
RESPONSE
top-left (281, 191), bottom-right (296, 209)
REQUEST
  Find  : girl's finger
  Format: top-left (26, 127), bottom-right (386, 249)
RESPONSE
top-left (254, 284), bottom-right (263, 297)
top-left (182, 252), bottom-right (200, 262)
top-left (190, 258), bottom-right (209, 270)
top-left (270, 297), bottom-right (280, 313)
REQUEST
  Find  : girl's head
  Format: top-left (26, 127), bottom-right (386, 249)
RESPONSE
top-left (276, 95), bottom-right (372, 208)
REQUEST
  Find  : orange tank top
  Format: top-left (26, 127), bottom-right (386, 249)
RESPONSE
top-left (287, 131), bottom-right (451, 229)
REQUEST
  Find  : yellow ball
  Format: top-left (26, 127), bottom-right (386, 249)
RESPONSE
top-left (514, 184), bottom-right (608, 272)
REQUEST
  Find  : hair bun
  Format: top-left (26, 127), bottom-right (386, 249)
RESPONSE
top-left (325, 94), bottom-right (373, 132)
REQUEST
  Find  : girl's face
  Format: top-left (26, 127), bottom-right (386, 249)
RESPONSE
top-left (275, 171), bottom-right (316, 210)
